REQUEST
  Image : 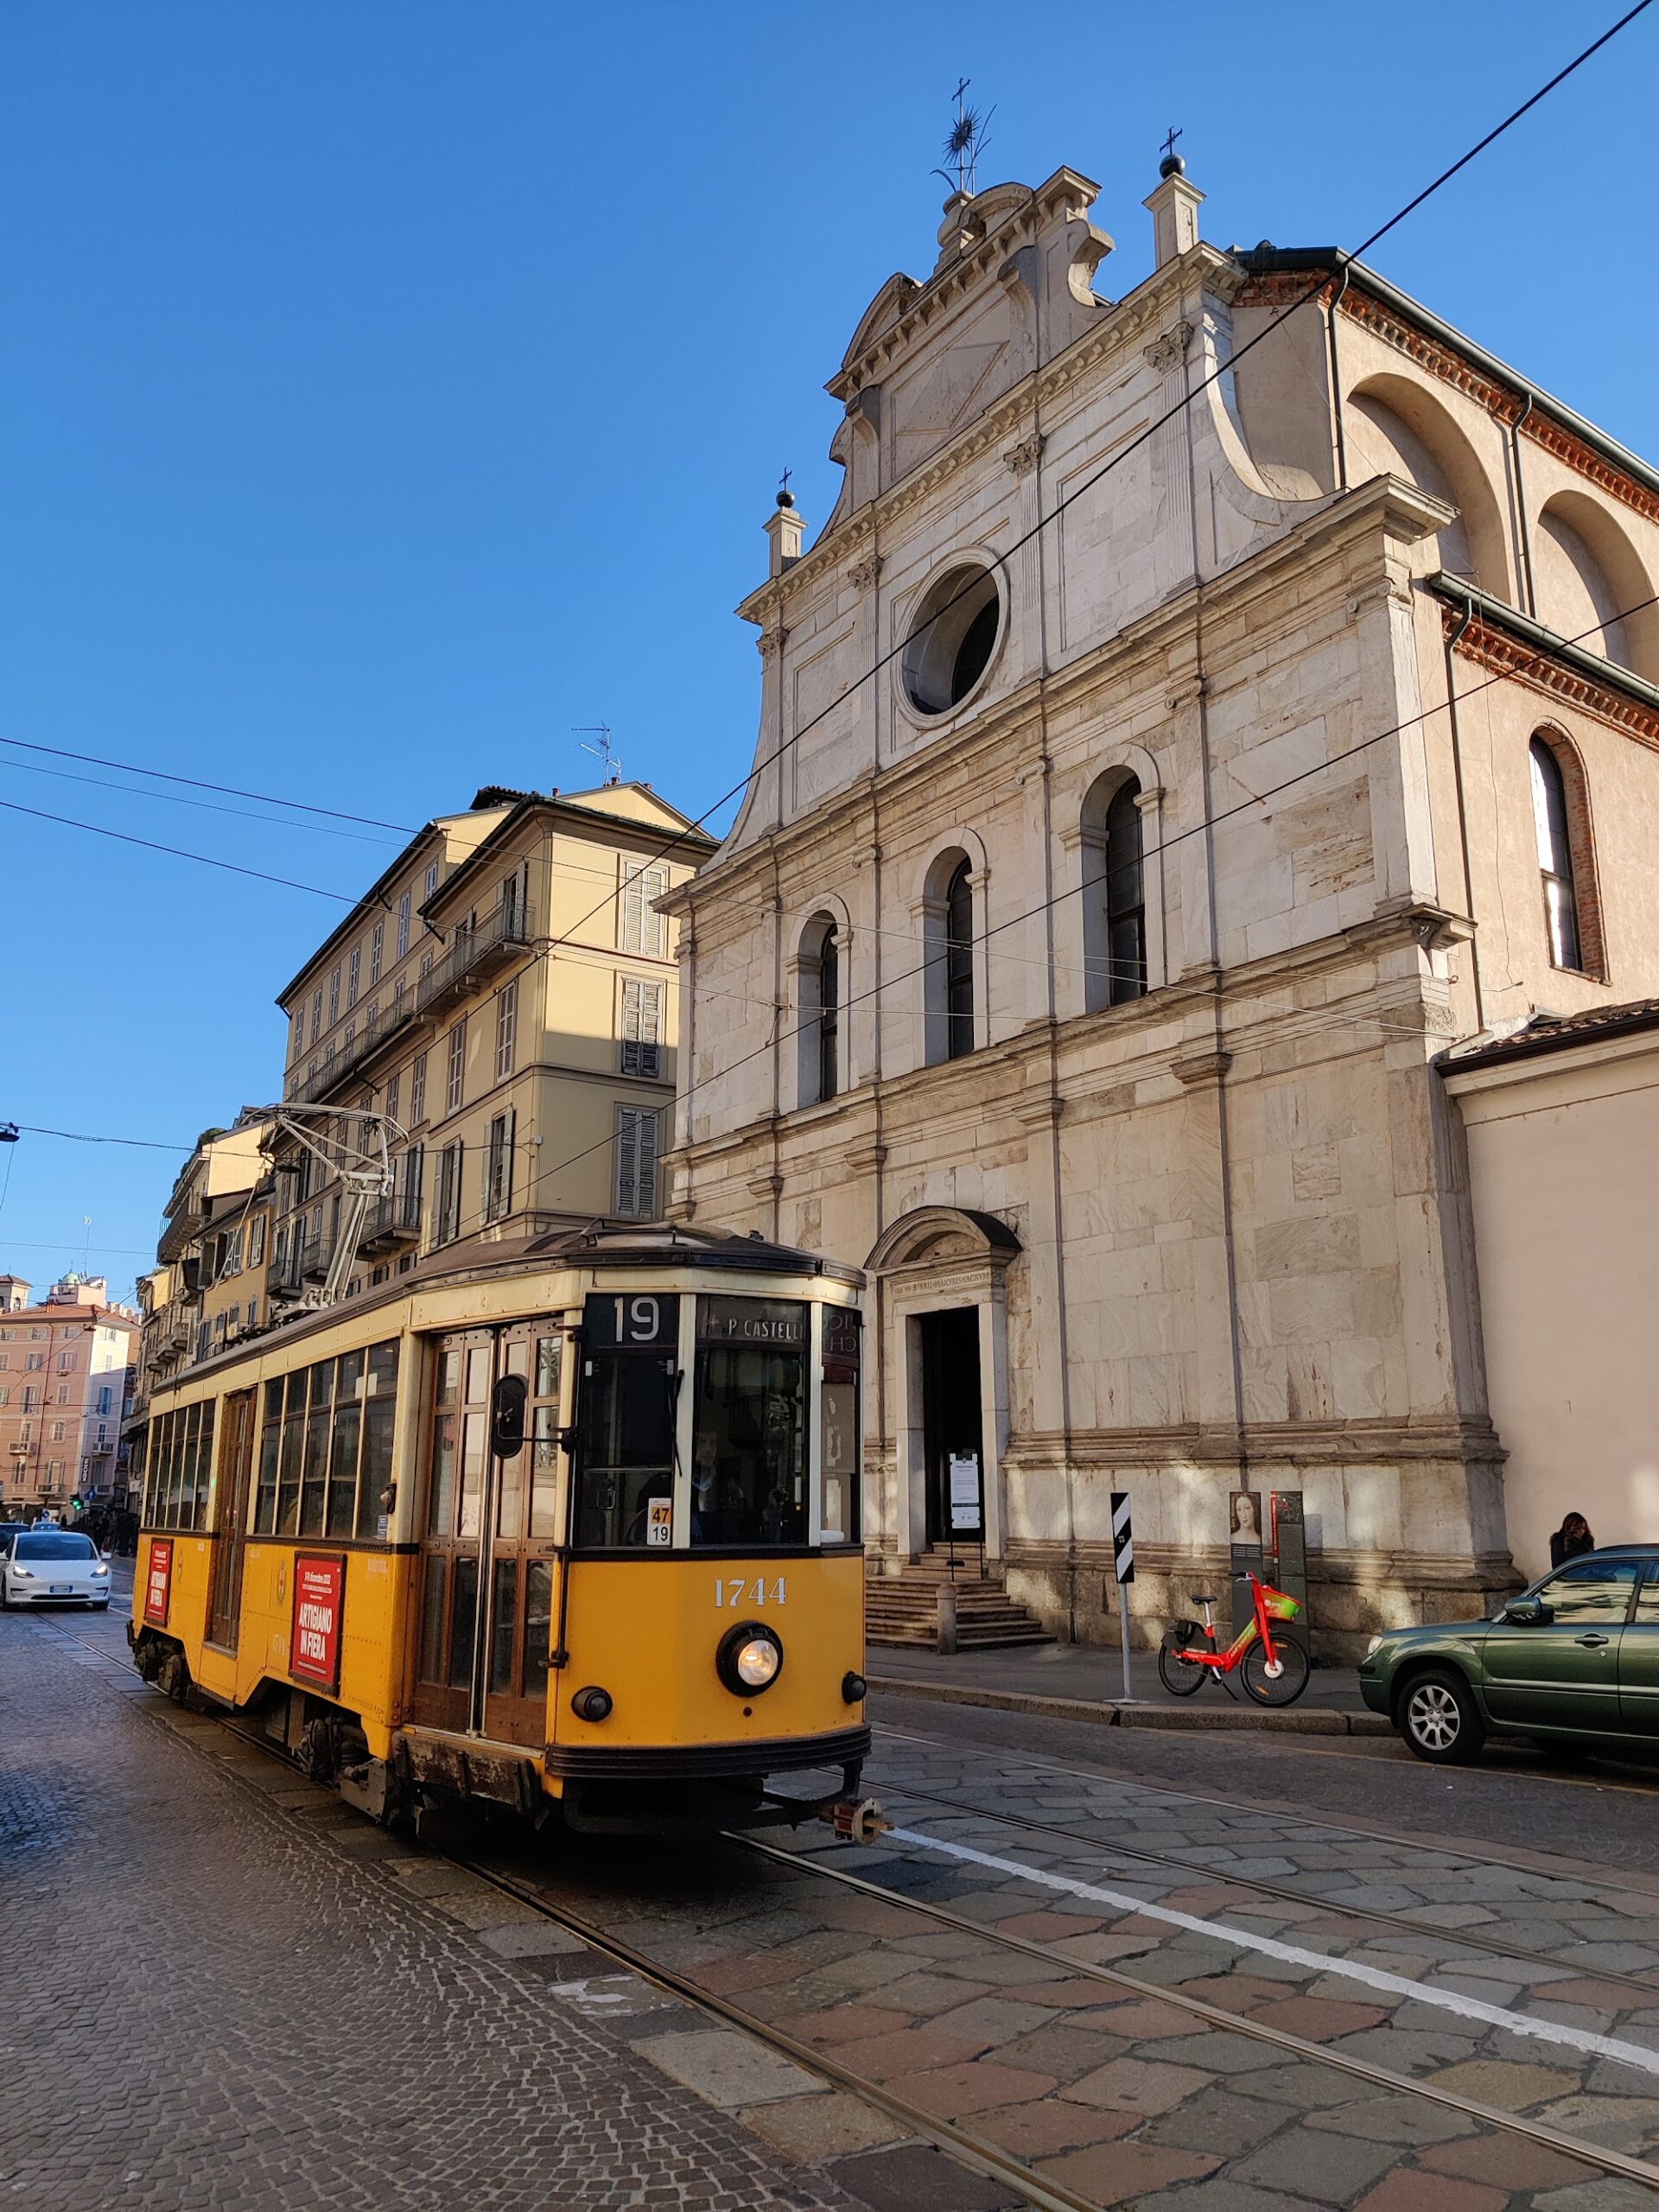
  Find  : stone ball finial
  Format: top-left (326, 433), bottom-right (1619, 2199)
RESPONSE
top-left (1159, 151), bottom-right (1186, 179)
top-left (776, 488), bottom-right (795, 510)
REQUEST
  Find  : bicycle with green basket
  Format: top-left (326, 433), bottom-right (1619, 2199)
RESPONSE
top-left (1156, 1571), bottom-right (1311, 1706)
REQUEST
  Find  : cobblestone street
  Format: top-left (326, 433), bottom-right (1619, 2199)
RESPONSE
top-left (0, 1598), bottom-right (878, 2212)
top-left (12, 1589), bottom-right (1659, 2212)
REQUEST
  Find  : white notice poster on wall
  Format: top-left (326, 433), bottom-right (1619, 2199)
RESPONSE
top-left (948, 1452), bottom-right (982, 1533)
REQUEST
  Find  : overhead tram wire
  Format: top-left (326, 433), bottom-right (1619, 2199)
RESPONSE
top-left (0, 757), bottom-right (407, 848)
top-left (0, 800), bottom-right (359, 904)
top-left (0, 731), bottom-right (416, 835)
top-left (3, 16), bottom-right (1643, 927)
top-left (492, 579), bottom-right (1659, 1227)
top-left (525, 1), bottom-right (1656, 961)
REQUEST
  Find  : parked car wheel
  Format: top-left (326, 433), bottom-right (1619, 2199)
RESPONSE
top-left (1399, 1667), bottom-right (1484, 1764)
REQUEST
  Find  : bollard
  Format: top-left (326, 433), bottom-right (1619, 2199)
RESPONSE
top-left (937, 1580), bottom-right (957, 1656)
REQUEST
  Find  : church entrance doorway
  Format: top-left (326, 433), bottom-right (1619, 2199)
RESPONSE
top-left (920, 1307), bottom-right (983, 1548)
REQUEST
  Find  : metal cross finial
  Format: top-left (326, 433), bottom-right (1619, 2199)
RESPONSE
top-left (1161, 124), bottom-right (1183, 163)
top-left (779, 467), bottom-right (791, 497)
top-left (936, 76), bottom-right (994, 199)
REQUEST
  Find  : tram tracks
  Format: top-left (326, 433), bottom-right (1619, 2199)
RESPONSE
top-left (722, 1828), bottom-right (1659, 2197)
top-left (870, 1776), bottom-right (1659, 2002)
top-left (45, 1617), bottom-right (1659, 2207)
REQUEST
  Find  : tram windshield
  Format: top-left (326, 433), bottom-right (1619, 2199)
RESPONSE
top-left (571, 1289), bottom-right (859, 1552)
top-left (691, 1299), bottom-right (807, 1548)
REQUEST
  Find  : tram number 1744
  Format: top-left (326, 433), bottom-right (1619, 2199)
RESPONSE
top-left (715, 1578), bottom-right (787, 1608)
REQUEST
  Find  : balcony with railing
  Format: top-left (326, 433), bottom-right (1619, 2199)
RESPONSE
top-left (290, 994), bottom-right (423, 1105)
top-left (416, 899), bottom-right (533, 1018)
top-left (359, 1187), bottom-right (424, 1256)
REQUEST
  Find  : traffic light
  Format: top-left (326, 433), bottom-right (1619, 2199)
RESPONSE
top-left (70, 1493), bottom-right (83, 1514)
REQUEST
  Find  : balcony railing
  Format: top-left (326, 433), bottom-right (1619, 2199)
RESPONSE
top-left (416, 899), bottom-right (533, 1018)
top-left (289, 994), bottom-right (422, 1105)
top-left (359, 1189), bottom-right (423, 1255)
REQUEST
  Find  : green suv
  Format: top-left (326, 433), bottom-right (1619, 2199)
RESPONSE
top-left (1359, 1547), bottom-right (1659, 1764)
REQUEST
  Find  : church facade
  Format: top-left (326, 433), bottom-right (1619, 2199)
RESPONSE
top-left (662, 156), bottom-right (1659, 1652)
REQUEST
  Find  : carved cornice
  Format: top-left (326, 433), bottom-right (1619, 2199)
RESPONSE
top-left (1003, 430), bottom-right (1046, 477)
top-left (846, 551), bottom-right (884, 591)
top-left (756, 626), bottom-right (789, 663)
top-left (1142, 321), bottom-right (1193, 375)
top-left (1446, 605), bottom-right (1659, 753)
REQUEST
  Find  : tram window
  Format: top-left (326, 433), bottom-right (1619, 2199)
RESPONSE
top-left (327, 1398), bottom-right (361, 1537)
top-left (529, 1406), bottom-right (560, 1539)
top-left (254, 1381), bottom-right (282, 1531)
top-left (574, 1352), bottom-right (677, 1548)
top-left (523, 1560), bottom-right (554, 1702)
top-left (276, 1377), bottom-right (304, 1534)
top-left (359, 1387), bottom-right (397, 1539)
top-left (418, 1558), bottom-right (446, 1682)
top-left (144, 1402), bottom-right (218, 1531)
top-left (301, 1368), bottom-right (331, 1535)
top-left (435, 1348), bottom-right (461, 1407)
top-left (488, 1560), bottom-right (518, 1692)
top-left (458, 1411), bottom-right (487, 1539)
top-left (820, 1308), bottom-right (861, 1545)
top-left (448, 1557), bottom-right (479, 1688)
top-left (691, 1300), bottom-right (810, 1549)
top-left (429, 1409), bottom-right (458, 1535)
top-left (535, 1334), bottom-right (561, 1400)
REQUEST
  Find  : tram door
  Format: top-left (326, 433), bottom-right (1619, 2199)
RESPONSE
top-left (414, 1324), bottom-right (566, 1746)
top-left (207, 1389), bottom-right (257, 1651)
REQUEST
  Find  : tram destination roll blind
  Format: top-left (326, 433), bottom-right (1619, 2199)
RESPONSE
top-left (698, 1297), bottom-right (807, 1345)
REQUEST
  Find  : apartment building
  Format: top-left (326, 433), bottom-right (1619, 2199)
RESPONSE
top-left (266, 781), bottom-right (711, 1306)
top-left (0, 1273), bottom-right (138, 1519)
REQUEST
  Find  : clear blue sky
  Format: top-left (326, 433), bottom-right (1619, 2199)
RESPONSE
top-left (2, 1), bottom-right (1654, 1297)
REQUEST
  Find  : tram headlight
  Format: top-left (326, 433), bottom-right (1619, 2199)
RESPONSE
top-left (716, 1620), bottom-right (784, 1697)
top-left (570, 1685), bottom-right (613, 1724)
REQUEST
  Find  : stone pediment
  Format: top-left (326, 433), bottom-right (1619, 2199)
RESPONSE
top-left (894, 340), bottom-right (1010, 442)
top-left (824, 168), bottom-right (1114, 514)
top-left (867, 1205), bottom-right (1022, 1274)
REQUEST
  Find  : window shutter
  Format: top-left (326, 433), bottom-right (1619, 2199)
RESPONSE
top-left (636, 1109), bottom-right (659, 1216)
top-left (645, 866), bottom-right (668, 955)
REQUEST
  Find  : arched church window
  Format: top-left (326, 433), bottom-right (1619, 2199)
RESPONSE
top-left (1529, 737), bottom-right (1583, 973)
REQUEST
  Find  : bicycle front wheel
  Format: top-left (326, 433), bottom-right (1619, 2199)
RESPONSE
top-left (1157, 1628), bottom-right (1208, 1697)
top-left (1241, 1637), bottom-right (1310, 1707)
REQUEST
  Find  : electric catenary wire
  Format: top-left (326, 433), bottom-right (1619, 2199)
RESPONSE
top-left (2, 8), bottom-right (1647, 922)
top-left (494, 581), bottom-right (1659, 1224)
top-left (528, 2), bottom-right (1656, 961)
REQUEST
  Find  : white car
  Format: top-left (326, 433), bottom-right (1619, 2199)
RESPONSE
top-left (0, 1529), bottom-right (112, 1609)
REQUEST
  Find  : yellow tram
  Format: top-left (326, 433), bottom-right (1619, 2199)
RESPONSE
top-left (129, 1224), bottom-right (870, 1834)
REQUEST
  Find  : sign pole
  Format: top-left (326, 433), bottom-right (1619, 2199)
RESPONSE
top-left (1110, 1491), bottom-right (1134, 1702)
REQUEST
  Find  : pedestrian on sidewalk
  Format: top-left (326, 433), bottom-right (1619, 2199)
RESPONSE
top-left (1548, 1510), bottom-right (1596, 1568)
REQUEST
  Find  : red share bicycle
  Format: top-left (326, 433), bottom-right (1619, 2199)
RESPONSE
top-left (1157, 1572), bottom-right (1311, 1707)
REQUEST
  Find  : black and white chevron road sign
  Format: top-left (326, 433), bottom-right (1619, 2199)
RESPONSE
top-left (1110, 1491), bottom-right (1134, 1584)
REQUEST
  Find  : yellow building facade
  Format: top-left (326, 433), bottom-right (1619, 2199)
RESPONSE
top-left (269, 782), bottom-right (712, 1304)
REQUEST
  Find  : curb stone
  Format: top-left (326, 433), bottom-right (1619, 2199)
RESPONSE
top-left (867, 1673), bottom-right (1395, 1736)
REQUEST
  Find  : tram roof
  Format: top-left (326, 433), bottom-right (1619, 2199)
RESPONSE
top-left (527, 1220), bottom-right (864, 1287)
top-left (144, 1219), bottom-right (862, 1398)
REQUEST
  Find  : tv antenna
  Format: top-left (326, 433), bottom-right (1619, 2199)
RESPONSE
top-left (934, 77), bottom-right (994, 199)
top-left (575, 723), bottom-right (621, 785)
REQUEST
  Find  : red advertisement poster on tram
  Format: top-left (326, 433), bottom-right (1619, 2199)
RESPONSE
top-left (289, 1554), bottom-right (345, 1693)
top-left (143, 1538), bottom-right (173, 1626)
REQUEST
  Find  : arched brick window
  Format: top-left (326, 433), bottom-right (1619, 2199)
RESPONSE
top-left (1529, 734), bottom-right (1603, 978)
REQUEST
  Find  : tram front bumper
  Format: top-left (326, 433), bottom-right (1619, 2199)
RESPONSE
top-left (546, 1724), bottom-right (872, 1838)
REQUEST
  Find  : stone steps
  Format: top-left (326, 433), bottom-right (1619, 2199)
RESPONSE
top-left (865, 1553), bottom-right (1052, 1650)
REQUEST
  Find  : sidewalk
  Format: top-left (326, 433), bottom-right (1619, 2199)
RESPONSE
top-left (867, 1637), bottom-right (1393, 1736)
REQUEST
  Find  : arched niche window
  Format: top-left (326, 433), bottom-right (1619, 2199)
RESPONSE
top-left (797, 913), bottom-right (842, 1107)
top-left (1082, 774), bottom-right (1147, 1012)
top-left (1529, 736), bottom-right (1588, 974)
top-left (923, 851), bottom-right (976, 1065)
